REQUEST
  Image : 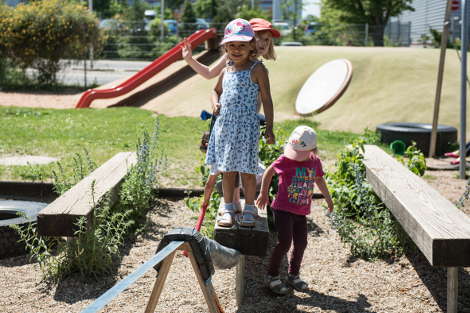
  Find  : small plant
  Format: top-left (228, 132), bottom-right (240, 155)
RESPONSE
top-left (11, 119), bottom-right (166, 281)
top-left (325, 129), bottom-right (415, 261)
top-left (397, 141), bottom-right (427, 176)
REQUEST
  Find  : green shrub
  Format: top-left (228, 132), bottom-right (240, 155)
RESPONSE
top-left (11, 119), bottom-right (165, 281)
top-left (325, 129), bottom-right (416, 261)
top-left (0, 0), bottom-right (104, 87)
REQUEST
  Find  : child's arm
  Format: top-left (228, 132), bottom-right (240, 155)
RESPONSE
top-left (210, 69), bottom-right (225, 116)
top-left (252, 64), bottom-right (275, 144)
top-left (315, 176), bottom-right (334, 213)
top-left (256, 165), bottom-right (276, 210)
top-left (182, 38), bottom-right (226, 79)
top-left (203, 174), bottom-right (219, 206)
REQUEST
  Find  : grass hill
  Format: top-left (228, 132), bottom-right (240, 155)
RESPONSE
top-left (138, 46), bottom-right (470, 138)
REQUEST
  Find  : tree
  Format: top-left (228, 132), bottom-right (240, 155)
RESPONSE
top-left (194, 0), bottom-right (218, 20)
top-left (323, 0), bottom-right (414, 46)
top-left (181, 0), bottom-right (197, 23)
top-left (212, 5), bottom-right (233, 24)
top-left (280, 0), bottom-right (304, 41)
top-left (236, 4), bottom-right (271, 22)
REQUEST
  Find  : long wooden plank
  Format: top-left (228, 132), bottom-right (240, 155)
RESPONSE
top-left (214, 199), bottom-right (269, 257)
top-left (363, 145), bottom-right (470, 267)
top-left (38, 152), bottom-right (137, 237)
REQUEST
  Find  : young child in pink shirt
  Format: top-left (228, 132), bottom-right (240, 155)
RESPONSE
top-left (256, 126), bottom-right (334, 295)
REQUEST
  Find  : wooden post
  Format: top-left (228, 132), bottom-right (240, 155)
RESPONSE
top-left (145, 242), bottom-right (224, 313)
top-left (144, 250), bottom-right (177, 313)
top-left (235, 255), bottom-right (244, 306)
top-left (429, 0), bottom-right (453, 157)
top-left (447, 267), bottom-right (458, 313)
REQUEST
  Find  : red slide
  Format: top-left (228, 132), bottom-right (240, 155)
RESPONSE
top-left (75, 29), bottom-right (218, 109)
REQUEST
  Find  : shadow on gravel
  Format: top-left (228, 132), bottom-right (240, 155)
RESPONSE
top-left (50, 197), bottom-right (182, 305)
top-left (237, 289), bottom-right (375, 312)
top-left (407, 251), bottom-right (470, 312)
top-left (307, 219), bottom-right (324, 236)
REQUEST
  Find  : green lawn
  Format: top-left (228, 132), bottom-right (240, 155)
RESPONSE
top-left (0, 106), bottom-right (375, 187)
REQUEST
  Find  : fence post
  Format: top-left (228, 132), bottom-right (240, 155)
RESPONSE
top-left (365, 23), bottom-right (369, 47)
top-left (83, 26), bottom-right (87, 90)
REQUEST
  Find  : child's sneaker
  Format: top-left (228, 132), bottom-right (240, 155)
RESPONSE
top-left (265, 275), bottom-right (288, 295)
top-left (286, 273), bottom-right (309, 292)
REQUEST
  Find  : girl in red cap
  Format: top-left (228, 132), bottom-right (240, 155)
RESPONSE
top-left (181, 18), bottom-right (281, 85)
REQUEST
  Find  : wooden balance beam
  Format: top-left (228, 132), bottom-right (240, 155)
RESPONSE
top-left (38, 152), bottom-right (137, 237)
top-left (213, 199), bottom-right (269, 306)
top-left (363, 145), bottom-right (470, 313)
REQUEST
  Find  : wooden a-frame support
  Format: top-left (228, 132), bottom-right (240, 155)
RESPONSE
top-left (144, 242), bottom-right (225, 313)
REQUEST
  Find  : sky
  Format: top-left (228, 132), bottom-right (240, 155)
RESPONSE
top-left (302, 0), bottom-right (321, 19)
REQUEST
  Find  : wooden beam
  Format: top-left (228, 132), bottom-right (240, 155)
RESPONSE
top-left (214, 199), bottom-right (269, 257)
top-left (38, 152), bottom-right (137, 237)
top-left (363, 145), bottom-right (470, 267)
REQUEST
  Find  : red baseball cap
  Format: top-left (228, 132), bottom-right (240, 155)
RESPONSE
top-left (249, 18), bottom-right (281, 38)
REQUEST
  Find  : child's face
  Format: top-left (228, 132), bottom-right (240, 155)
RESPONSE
top-left (255, 31), bottom-right (272, 56)
top-left (225, 41), bottom-right (254, 63)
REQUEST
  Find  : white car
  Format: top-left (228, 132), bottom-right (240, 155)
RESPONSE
top-left (272, 20), bottom-right (291, 36)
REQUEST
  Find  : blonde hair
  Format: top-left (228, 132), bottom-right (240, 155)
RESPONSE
top-left (220, 38), bottom-right (258, 63)
top-left (255, 30), bottom-right (277, 61)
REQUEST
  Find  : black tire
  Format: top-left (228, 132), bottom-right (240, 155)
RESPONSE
top-left (376, 123), bottom-right (458, 156)
top-left (0, 201), bottom-right (47, 260)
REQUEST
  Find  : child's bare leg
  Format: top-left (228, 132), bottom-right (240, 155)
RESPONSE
top-left (240, 172), bottom-right (257, 226)
top-left (218, 171), bottom-right (237, 227)
top-left (222, 171), bottom-right (237, 204)
top-left (203, 174), bottom-right (218, 206)
top-left (233, 172), bottom-right (240, 204)
top-left (241, 173), bottom-right (256, 205)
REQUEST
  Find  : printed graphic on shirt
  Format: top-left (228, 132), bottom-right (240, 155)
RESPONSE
top-left (287, 167), bottom-right (315, 205)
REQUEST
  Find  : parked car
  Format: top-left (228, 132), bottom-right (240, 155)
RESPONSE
top-left (99, 19), bottom-right (127, 31)
top-left (280, 42), bottom-right (303, 46)
top-left (164, 19), bottom-right (178, 34)
top-left (196, 18), bottom-right (210, 30)
top-left (272, 20), bottom-right (291, 36)
top-left (305, 22), bottom-right (320, 36)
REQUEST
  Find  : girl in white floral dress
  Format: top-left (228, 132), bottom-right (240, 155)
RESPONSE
top-left (205, 18), bottom-right (275, 227)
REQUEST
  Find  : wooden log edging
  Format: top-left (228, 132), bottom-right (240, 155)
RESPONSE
top-left (363, 145), bottom-right (470, 313)
top-left (0, 181), bottom-right (204, 201)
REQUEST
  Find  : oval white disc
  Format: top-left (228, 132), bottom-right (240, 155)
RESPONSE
top-left (295, 59), bottom-right (352, 116)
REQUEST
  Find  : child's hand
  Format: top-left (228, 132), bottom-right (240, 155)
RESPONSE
top-left (264, 128), bottom-right (275, 144)
top-left (325, 196), bottom-right (334, 213)
top-left (213, 103), bottom-right (221, 116)
top-left (182, 38), bottom-right (192, 61)
top-left (256, 192), bottom-right (269, 210)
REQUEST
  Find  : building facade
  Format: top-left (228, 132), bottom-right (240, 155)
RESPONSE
top-left (389, 0), bottom-right (470, 46)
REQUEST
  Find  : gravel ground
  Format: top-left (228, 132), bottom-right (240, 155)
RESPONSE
top-left (2, 180), bottom-right (470, 312)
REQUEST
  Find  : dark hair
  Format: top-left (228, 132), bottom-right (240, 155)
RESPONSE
top-left (199, 130), bottom-right (210, 153)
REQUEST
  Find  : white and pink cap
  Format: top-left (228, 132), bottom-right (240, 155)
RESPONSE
top-left (220, 19), bottom-right (254, 44)
top-left (284, 126), bottom-right (317, 161)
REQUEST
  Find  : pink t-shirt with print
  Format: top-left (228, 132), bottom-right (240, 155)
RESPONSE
top-left (270, 154), bottom-right (324, 216)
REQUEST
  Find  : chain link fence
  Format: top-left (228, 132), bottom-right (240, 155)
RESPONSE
top-left (98, 21), bottom-right (412, 61)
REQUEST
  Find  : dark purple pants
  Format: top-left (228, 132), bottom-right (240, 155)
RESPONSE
top-left (267, 209), bottom-right (308, 277)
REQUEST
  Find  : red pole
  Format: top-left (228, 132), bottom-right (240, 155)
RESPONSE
top-left (183, 204), bottom-right (209, 258)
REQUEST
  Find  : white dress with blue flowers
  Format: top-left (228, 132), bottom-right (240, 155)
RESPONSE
top-left (205, 61), bottom-right (262, 174)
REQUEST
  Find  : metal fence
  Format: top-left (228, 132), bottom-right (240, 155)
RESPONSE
top-left (97, 21), bottom-right (412, 61)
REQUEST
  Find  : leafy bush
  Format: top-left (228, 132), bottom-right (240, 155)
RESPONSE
top-left (325, 129), bottom-right (416, 260)
top-left (0, 0), bottom-right (104, 87)
top-left (12, 120), bottom-right (165, 281)
top-left (397, 141), bottom-right (427, 176)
